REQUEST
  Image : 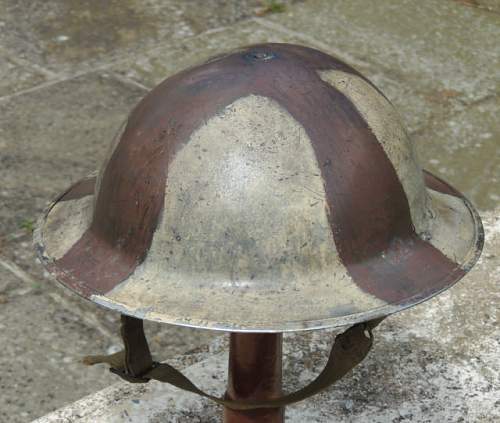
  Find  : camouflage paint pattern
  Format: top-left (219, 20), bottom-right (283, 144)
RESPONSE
top-left (34, 44), bottom-right (483, 332)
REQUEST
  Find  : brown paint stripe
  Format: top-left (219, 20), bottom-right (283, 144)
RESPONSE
top-left (240, 48), bottom-right (464, 304)
top-left (53, 46), bottom-right (296, 296)
top-left (47, 231), bottom-right (118, 297)
top-left (52, 43), bottom-right (464, 304)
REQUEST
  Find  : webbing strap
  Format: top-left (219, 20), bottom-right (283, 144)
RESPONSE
top-left (83, 316), bottom-right (384, 410)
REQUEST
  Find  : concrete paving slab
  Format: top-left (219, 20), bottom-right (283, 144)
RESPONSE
top-left (265, 0), bottom-right (500, 113)
top-left (0, 49), bottom-right (50, 97)
top-left (456, 0), bottom-right (500, 14)
top-left (0, 0), bottom-right (297, 75)
top-left (0, 264), bottom-right (116, 423)
top-left (415, 96), bottom-right (500, 210)
top-left (169, 0), bottom-right (298, 32)
top-left (110, 20), bottom-right (306, 88)
top-left (0, 0), bottom-right (196, 74)
top-left (33, 209), bottom-right (500, 422)
top-left (0, 72), bottom-right (146, 237)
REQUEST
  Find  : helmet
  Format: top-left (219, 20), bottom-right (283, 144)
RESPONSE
top-left (34, 43), bottom-right (483, 332)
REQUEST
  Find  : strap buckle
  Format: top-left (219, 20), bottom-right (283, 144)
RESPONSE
top-left (109, 362), bottom-right (159, 384)
top-left (110, 367), bottom-right (150, 383)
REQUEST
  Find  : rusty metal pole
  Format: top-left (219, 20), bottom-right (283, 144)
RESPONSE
top-left (223, 333), bottom-right (284, 423)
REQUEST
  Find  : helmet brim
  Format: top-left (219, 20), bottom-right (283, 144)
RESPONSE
top-left (34, 170), bottom-right (483, 332)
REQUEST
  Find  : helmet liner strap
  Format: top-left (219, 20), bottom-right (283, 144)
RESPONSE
top-left (83, 315), bottom-right (385, 409)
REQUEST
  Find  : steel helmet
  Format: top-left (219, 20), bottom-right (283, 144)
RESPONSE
top-left (35, 43), bottom-right (483, 332)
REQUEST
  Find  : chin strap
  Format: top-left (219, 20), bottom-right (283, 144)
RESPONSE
top-left (83, 315), bottom-right (384, 410)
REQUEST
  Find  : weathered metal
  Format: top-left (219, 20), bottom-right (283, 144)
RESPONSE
top-left (224, 333), bottom-right (284, 423)
top-left (34, 43), bottom-right (483, 333)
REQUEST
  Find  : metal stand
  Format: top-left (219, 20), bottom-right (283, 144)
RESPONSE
top-left (224, 333), bottom-right (284, 423)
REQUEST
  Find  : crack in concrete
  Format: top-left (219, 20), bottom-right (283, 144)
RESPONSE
top-left (0, 254), bottom-right (119, 342)
top-left (0, 24), bottom-right (231, 102)
top-left (0, 255), bottom-right (38, 286)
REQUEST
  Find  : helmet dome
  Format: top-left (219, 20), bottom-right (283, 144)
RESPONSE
top-left (35, 44), bottom-right (483, 332)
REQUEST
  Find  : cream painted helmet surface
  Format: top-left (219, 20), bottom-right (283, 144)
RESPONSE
top-left (35, 44), bottom-right (483, 332)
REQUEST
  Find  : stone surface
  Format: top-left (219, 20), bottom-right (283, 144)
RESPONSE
top-left (267, 0), bottom-right (500, 103)
top-left (0, 72), bottom-right (146, 237)
top-left (0, 264), bottom-right (115, 423)
top-left (457, 0), bottom-right (500, 14)
top-left (110, 20), bottom-right (305, 88)
top-left (0, 0), bottom-right (297, 75)
top-left (415, 96), bottom-right (500, 210)
top-left (34, 210), bottom-right (500, 422)
top-left (0, 48), bottom-right (50, 97)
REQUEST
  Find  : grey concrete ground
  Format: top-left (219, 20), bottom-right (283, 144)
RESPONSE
top-left (0, 0), bottom-right (498, 421)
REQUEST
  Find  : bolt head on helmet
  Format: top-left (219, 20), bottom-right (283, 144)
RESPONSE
top-left (34, 44), bottom-right (483, 332)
